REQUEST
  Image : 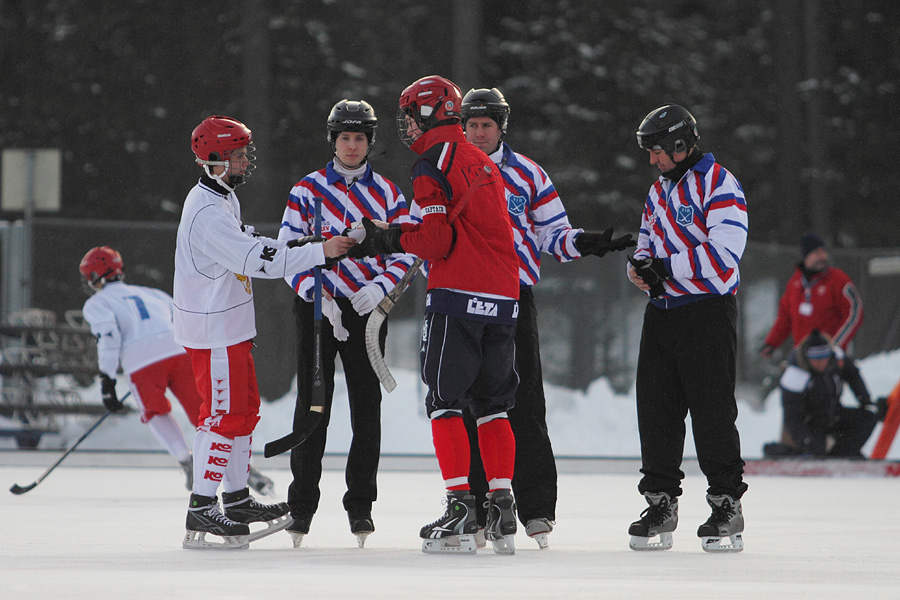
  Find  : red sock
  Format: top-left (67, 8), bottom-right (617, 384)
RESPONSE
top-left (477, 417), bottom-right (515, 491)
top-left (431, 416), bottom-right (470, 491)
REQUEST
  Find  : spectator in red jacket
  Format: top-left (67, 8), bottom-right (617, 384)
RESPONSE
top-left (760, 233), bottom-right (863, 358)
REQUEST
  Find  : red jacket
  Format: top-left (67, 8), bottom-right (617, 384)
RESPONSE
top-left (764, 265), bottom-right (863, 350)
top-left (399, 125), bottom-right (519, 299)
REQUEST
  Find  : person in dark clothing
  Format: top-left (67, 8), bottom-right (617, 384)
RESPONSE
top-left (277, 100), bottom-right (415, 549)
top-left (774, 329), bottom-right (877, 458)
top-left (626, 104), bottom-right (749, 553)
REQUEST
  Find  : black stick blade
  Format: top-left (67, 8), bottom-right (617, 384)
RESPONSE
top-left (263, 411), bottom-right (323, 458)
top-left (10, 482), bottom-right (37, 495)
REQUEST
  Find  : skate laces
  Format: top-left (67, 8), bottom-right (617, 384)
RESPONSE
top-left (707, 498), bottom-right (736, 526)
top-left (204, 504), bottom-right (243, 527)
top-left (639, 499), bottom-right (671, 527)
top-left (423, 497), bottom-right (454, 529)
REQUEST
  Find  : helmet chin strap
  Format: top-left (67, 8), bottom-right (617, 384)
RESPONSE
top-left (202, 163), bottom-right (236, 192)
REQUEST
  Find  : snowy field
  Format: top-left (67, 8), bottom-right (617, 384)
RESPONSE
top-left (3, 355), bottom-right (900, 599)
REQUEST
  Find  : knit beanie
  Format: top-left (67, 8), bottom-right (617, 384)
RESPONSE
top-left (800, 233), bottom-right (825, 258)
top-left (805, 329), bottom-right (833, 360)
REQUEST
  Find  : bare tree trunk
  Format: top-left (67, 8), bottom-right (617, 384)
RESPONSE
top-left (776, 0), bottom-right (804, 241)
top-left (804, 0), bottom-right (830, 240)
top-left (452, 0), bottom-right (482, 87)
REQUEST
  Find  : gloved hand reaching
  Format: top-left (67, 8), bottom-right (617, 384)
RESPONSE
top-left (347, 217), bottom-right (404, 259)
top-left (100, 374), bottom-right (123, 413)
top-left (574, 228), bottom-right (636, 258)
top-left (350, 284), bottom-right (385, 316)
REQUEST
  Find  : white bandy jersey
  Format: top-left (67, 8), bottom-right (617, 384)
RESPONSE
top-left (173, 178), bottom-right (326, 349)
top-left (82, 281), bottom-right (185, 379)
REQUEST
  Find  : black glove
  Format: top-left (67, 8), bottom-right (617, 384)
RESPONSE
top-left (574, 228), bottom-right (636, 258)
top-left (628, 255), bottom-right (670, 285)
top-left (874, 396), bottom-right (890, 422)
top-left (100, 375), bottom-right (123, 413)
top-left (347, 217), bottom-right (404, 259)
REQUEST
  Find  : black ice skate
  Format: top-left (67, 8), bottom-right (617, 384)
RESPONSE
top-left (247, 465), bottom-right (275, 496)
top-left (420, 490), bottom-right (478, 554)
top-left (222, 487), bottom-right (292, 543)
top-left (628, 492), bottom-right (678, 551)
top-left (179, 456), bottom-right (193, 491)
top-left (348, 511), bottom-right (375, 548)
top-left (697, 494), bottom-right (744, 553)
top-left (484, 489), bottom-right (517, 555)
top-left (525, 518), bottom-right (555, 550)
top-left (286, 515), bottom-right (313, 548)
top-left (183, 494), bottom-right (250, 550)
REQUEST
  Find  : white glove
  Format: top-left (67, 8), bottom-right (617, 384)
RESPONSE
top-left (350, 284), bottom-right (385, 316)
top-left (321, 294), bottom-right (349, 341)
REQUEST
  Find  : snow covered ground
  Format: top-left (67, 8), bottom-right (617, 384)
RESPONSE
top-left (3, 355), bottom-right (900, 598)
top-left (11, 348), bottom-right (899, 460)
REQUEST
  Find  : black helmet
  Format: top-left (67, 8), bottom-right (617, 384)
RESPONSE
top-left (327, 99), bottom-right (377, 153)
top-left (461, 87), bottom-right (510, 134)
top-left (636, 104), bottom-right (699, 155)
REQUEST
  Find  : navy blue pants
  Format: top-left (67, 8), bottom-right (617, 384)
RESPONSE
top-left (419, 310), bottom-right (517, 420)
top-left (464, 286), bottom-right (557, 526)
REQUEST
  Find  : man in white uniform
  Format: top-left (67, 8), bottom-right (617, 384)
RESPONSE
top-left (175, 115), bottom-right (355, 549)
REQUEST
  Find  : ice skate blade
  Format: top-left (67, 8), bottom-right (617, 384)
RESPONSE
top-left (701, 534), bottom-right (743, 553)
top-left (474, 529), bottom-right (486, 549)
top-left (355, 532), bottom-right (371, 548)
top-left (530, 532), bottom-right (550, 549)
top-left (288, 531), bottom-right (305, 548)
top-left (421, 534), bottom-right (477, 554)
top-left (245, 514), bottom-right (292, 543)
top-left (183, 530), bottom-right (249, 550)
top-left (629, 532), bottom-right (673, 551)
top-left (490, 535), bottom-right (516, 555)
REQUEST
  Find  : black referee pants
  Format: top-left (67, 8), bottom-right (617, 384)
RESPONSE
top-left (635, 295), bottom-right (747, 499)
top-left (287, 296), bottom-right (386, 520)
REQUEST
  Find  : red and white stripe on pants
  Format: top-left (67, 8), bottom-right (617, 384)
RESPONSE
top-left (184, 339), bottom-right (261, 439)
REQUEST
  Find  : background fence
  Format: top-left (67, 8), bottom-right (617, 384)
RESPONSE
top-left (4, 217), bottom-right (900, 407)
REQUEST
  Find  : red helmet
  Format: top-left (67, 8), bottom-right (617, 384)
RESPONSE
top-left (79, 246), bottom-right (124, 289)
top-left (397, 75), bottom-right (462, 147)
top-left (191, 115), bottom-right (253, 164)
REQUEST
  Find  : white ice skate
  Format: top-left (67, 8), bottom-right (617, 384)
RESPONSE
top-left (525, 518), bottom-right (554, 550)
top-left (698, 494), bottom-right (744, 553)
top-left (628, 492), bottom-right (678, 552)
